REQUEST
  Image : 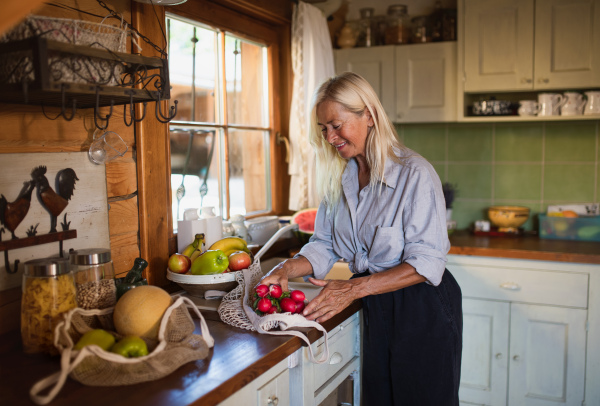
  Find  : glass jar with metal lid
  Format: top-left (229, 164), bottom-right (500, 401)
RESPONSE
top-left (21, 257), bottom-right (77, 355)
top-left (69, 248), bottom-right (116, 310)
top-left (385, 4), bottom-right (410, 45)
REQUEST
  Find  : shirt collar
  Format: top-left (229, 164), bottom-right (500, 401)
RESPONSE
top-left (341, 150), bottom-right (402, 190)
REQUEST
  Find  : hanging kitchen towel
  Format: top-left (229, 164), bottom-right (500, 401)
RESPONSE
top-left (218, 263), bottom-right (329, 364)
top-left (29, 296), bottom-right (214, 405)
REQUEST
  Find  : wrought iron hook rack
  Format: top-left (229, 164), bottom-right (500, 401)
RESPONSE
top-left (0, 37), bottom-right (177, 130)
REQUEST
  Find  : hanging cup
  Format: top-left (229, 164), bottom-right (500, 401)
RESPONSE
top-left (88, 131), bottom-right (128, 165)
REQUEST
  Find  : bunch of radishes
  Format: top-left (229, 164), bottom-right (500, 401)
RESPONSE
top-left (252, 284), bottom-right (307, 315)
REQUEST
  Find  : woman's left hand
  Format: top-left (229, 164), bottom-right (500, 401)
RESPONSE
top-left (303, 278), bottom-right (359, 323)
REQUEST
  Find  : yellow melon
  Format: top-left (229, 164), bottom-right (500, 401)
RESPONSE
top-left (113, 285), bottom-right (172, 339)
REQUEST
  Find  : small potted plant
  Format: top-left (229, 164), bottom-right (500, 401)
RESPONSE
top-left (442, 182), bottom-right (457, 221)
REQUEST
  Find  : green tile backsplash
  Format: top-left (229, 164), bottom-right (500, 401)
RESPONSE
top-left (397, 120), bottom-right (599, 231)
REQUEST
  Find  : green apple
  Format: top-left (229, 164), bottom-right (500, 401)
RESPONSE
top-left (190, 249), bottom-right (229, 275)
top-left (74, 329), bottom-right (116, 351)
top-left (110, 336), bottom-right (149, 358)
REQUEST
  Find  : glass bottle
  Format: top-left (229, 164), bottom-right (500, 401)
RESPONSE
top-left (357, 8), bottom-right (376, 47)
top-left (115, 257), bottom-right (149, 300)
top-left (69, 248), bottom-right (116, 310)
top-left (385, 4), bottom-right (410, 45)
top-left (21, 257), bottom-right (77, 355)
top-left (411, 16), bottom-right (432, 43)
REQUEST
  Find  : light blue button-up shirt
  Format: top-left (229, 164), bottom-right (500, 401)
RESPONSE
top-left (297, 147), bottom-right (450, 286)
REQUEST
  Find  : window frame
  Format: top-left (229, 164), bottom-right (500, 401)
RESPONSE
top-left (165, 0), bottom-right (291, 230)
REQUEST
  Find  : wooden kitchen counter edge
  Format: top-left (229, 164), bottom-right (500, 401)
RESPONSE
top-left (449, 230), bottom-right (600, 264)
top-left (0, 300), bottom-right (362, 406)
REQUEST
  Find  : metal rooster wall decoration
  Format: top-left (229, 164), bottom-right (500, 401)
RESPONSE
top-left (0, 166), bottom-right (79, 273)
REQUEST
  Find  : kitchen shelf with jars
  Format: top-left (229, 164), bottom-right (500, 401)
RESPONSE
top-left (0, 15), bottom-right (177, 130)
top-left (335, 1), bottom-right (457, 50)
top-left (456, 0), bottom-right (600, 123)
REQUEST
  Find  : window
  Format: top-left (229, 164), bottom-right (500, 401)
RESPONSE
top-left (167, 15), bottom-right (273, 229)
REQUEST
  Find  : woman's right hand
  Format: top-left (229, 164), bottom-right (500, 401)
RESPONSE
top-left (258, 260), bottom-right (291, 292)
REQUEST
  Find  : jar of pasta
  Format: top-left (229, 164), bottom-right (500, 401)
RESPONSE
top-left (21, 257), bottom-right (77, 355)
top-left (69, 248), bottom-right (116, 310)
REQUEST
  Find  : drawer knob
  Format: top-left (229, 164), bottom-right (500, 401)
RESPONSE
top-left (499, 282), bottom-right (520, 291)
top-left (513, 355), bottom-right (520, 362)
top-left (329, 352), bottom-right (343, 365)
top-left (495, 353), bottom-right (503, 360)
top-left (267, 396), bottom-right (279, 405)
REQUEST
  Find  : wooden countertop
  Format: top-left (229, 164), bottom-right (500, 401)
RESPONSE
top-left (0, 301), bottom-right (361, 406)
top-left (449, 230), bottom-right (600, 264)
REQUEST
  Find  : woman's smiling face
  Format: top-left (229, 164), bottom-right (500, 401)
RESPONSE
top-left (317, 100), bottom-right (373, 161)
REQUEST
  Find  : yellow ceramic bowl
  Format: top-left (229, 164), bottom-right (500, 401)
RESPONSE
top-left (488, 206), bottom-right (530, 230)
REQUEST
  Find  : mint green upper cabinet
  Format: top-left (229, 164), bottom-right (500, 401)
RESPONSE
top-left (464, 0), bottom-right (600, 92)
top-left (534, 0), bottom-right (600, 90)
top-left (335, 46), bottom-right (396, 121)
top-left (464, 0), bottom-right (535, 92)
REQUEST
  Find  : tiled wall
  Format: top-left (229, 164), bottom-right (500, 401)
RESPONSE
top-left (396, 121), bottom-right (600, 231)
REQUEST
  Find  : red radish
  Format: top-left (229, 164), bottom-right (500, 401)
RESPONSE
top-left (295, 300), bottom-right (305, 314)
top-left (267, 306), bottom-right (278, 314)
top-left (257, 297), bottom-right (272, 313)
top-left (255, 284), bottom-right (269, 298)
top-left (269, 284), bottom-right (283, 299)
top-left (290, 290), bottom-right (305, 303)
top-left (280, 298), bottom-right (297, 313)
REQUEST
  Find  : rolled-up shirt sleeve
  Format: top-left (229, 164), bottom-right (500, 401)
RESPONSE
top-left (402, 174), bottom-right (450, 286)
top-left (296, 203), bottom-right (341, 280)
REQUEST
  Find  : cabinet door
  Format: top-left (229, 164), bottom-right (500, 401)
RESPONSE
top-left (459, 298), bottom-right (509, 406)
top-left (395, 42), bottom-right (457, 123)
top-left (534, 0), bottom-right (600, 89)
top-left (509, 304), bottom-right (586, 406)
top-left (257, 368), bottom-right (290, 406)
top-left (334, 46), bottom-right (396, 120)
top-left (463, 0), bottom-right (535, 91)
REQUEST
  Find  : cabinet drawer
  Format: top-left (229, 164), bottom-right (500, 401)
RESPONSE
top-left (450, 265), bottom-right (588, 308)
top-left (310, 314), bottom-right (359, 389)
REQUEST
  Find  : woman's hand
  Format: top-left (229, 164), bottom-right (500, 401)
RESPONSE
top-left (258, 260), bottom-right (291, 292)
top-left (303, 278), bottom-right (360, 323)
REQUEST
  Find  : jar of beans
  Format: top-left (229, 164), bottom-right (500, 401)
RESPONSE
top-left (69, 248), bottom-right (116, 310)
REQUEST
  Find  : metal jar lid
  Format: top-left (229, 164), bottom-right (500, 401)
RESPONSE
top-left (24, 257), bottom-right (71, 277)
top-left (69, 248), bottom-right (112, 265)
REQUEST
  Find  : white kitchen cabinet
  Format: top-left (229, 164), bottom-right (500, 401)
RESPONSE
top-left (335, 42), bottom-right (457, 123)
top-left (460, 299), bottom-right (509, 406)
top-left (335, 46), bottom-right (396, 121)
top-left (508, 304), bottom-right (586, 406)
top-left (218, 358), bottom-right (291, 406)
top-left (218, 311), bottom-right (361, 406)
top-left (449, 255), bottom-right (597, 406)
top-left (395, 42), bottom-right (457, 122)
top-left (463, 0), bottom-right (600, 92)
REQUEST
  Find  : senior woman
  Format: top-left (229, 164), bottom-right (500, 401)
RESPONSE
top-left (260, 72), bottom-right (462, 405)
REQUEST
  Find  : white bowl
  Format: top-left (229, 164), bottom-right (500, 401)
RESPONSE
top-left (245, 216), bottom-right (280, 245)
top-left (166, 269), bottom-right (240, 298)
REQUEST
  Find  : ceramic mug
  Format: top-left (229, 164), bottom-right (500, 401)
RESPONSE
top-left (584, 91), bottom-right (600, 115)
top-left (538, 93), bottom-right (564, 116)
top-left (518, 100), bottom-right (541, 116)
top-left (561, 92), bottom-right (586, 116)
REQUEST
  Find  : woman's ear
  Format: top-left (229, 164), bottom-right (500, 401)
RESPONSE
top-left (364, 107), bottom-right (375, 127)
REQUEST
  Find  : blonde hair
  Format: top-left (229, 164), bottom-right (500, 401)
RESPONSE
top-left (309, 72), bottom-right (407, 207)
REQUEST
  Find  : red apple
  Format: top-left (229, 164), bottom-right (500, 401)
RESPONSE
top-left (228, 250), bottom-right (252, 271)
top-left (168, 253), bottom-right (191, 274)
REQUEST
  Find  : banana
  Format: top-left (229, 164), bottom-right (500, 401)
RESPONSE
top-left (182, 233), bottom-right (206, 257)
top-left (209, 236), bottom-right (250, 254)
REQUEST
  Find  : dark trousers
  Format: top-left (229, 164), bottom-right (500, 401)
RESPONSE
top-left (355, 269), bottom-right (463, 406)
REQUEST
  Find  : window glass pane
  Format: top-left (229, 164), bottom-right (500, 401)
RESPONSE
top-left (170, 129), bottom-right (221, 226)
top-left (228, 129), bottom-right (269, 215)
top-left (168, 18), bottom-right (218, 123)
top-left (225, 35), bottom-right (268, 127)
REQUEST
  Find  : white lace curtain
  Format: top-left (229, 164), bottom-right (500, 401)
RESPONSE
top-left (288, 1), bottom-right (335, 211)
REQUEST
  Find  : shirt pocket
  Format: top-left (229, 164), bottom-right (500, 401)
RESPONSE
top-left (368, 225), bottom-right (404, 265)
